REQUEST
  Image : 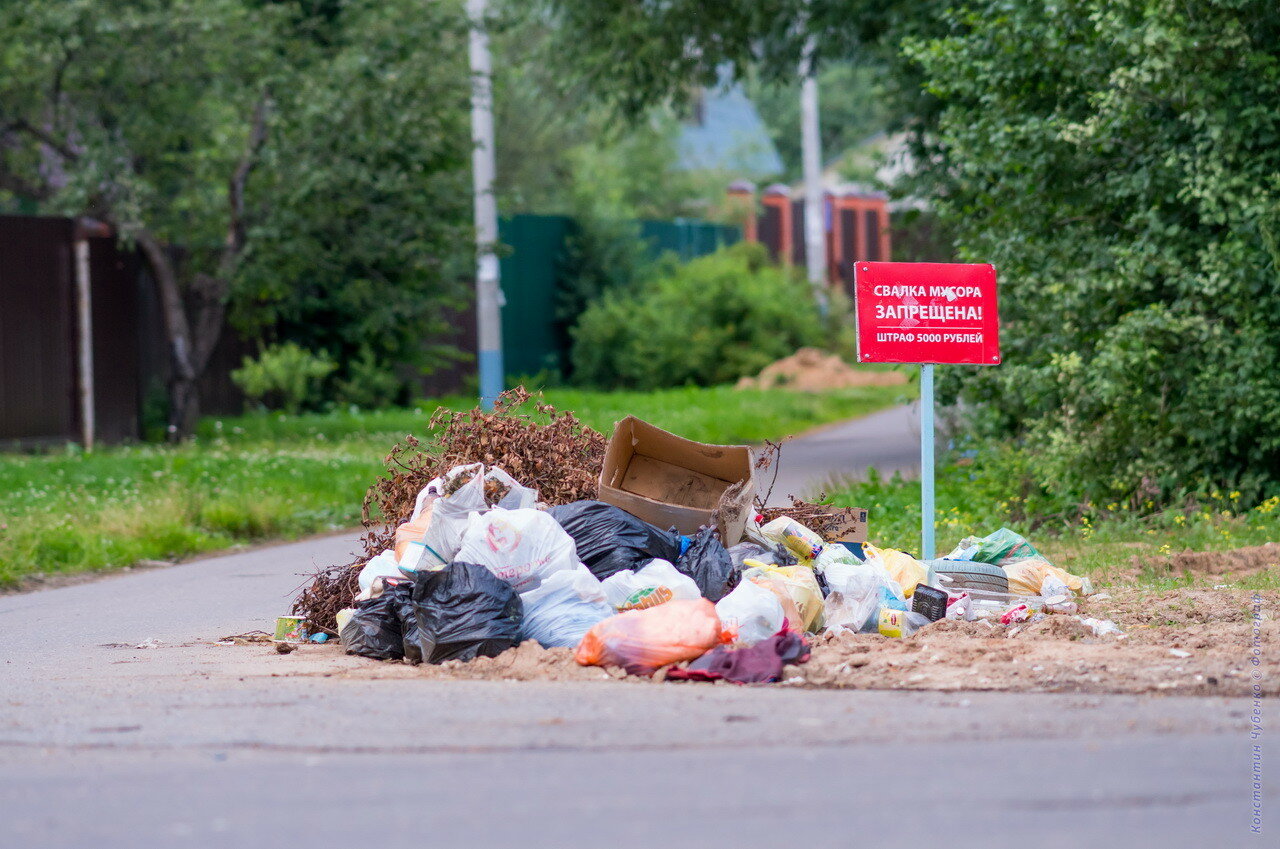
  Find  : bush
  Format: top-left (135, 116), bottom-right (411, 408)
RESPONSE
top-left (908, 0), bottom-right (1280, 506)
top-left (570, 243), bottom-right (823, 389)
top-left (231, 343), bottom-right (337, 414)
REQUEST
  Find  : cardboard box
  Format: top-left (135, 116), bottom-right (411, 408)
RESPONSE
top-left (598, 416), bottom-right (756, 543)
top-left (824, 506), bottom-right (869, 544)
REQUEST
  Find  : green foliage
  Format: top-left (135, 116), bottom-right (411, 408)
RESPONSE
top-left (232, 0), bottom-right (473, 393)
top-left (824, 449), bottom-right (1280, 588)
top-left (231, 342), bottom-right (337, 414)
top-left (571, 243), bottom-right (824, 389)
top-left (746, 63), bottom-right (894, 182)
top-left (0, 383), bottom-right (907, 586)
top-left (905, 0), bottom-right (1280, 505)
top-left (0, 0), bottom-right (279, 245)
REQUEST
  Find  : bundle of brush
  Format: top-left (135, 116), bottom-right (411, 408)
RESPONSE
top-left (293, 387), bottom-right (608, 633)
top-left (758, 496), bottom-right (859, 540)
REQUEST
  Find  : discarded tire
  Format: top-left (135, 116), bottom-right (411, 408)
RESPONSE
top-left (929, 560), bottom-right (1008, 594)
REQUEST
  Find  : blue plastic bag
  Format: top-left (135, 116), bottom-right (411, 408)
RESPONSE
top-left (519, 565), bottom-right (615, 648)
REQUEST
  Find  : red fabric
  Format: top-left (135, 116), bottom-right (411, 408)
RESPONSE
top-left (666, 628), bottom-right (810, 684)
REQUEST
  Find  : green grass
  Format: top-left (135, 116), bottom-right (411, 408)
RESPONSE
top-left (0, 383), bottom-right (911, 588)
top-left (824, 463), bottom-right (1280, 590)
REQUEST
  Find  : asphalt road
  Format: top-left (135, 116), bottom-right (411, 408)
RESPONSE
top-left (0, 408), bottom-right (1269, 847)
top-left (763, 402), bottom-right (922, 505)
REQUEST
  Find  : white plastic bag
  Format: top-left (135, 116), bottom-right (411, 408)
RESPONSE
top-left (519, 565), bottom-right (614, 648)
top-left (715, 579), bottom-right (785, 645)
top-left (822, 561), bottom-right (905, 635)
top-left (357, 550), bottom-right (404, 599)
top-left (455, 507), bottom-right (578, 592)
top-left (602, 559), bottom-right (701, 610)
top-left (413, 463), bottom-right (539, 567)
top-left (416, 463), bottom-right (487, 566)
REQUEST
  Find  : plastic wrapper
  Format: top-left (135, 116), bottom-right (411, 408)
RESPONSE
top-left (548, 500), bottom-right (681, 580)
top-left (715, 579), bottom-right (785, 645)
top-left (863, 544), bottom-right (929, 598)
top-left (574, 599), bottom-right (731, 676)
top-left (1004, 558), bottom-right (1086, 596)
top-left (822, 560), bottom-right (905, 634)
top-left (742, 561), bottom-right (824, 633)
top-left (948, 527), bottom-right (1042, 567)
top-left (675, 526), bottom-right (737, 601)
top-left (602, 559), bottom-right (701, 610)
top-left (759, 516), bottom-right (825, 561)
top-left (519, 565), bottom-right (614, 648)
top-left (405, 562), bottom-right (523, 664)
top-left (455, 507), bottom-right (578, 593)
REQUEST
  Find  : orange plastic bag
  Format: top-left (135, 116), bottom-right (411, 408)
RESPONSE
top-left (393, 502), bottom-right (434, 562)
top-left (574, 599), bottom-right (731, 676)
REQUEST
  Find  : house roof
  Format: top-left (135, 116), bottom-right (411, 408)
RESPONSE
top-left (676, 82), bottom-right (784, 176)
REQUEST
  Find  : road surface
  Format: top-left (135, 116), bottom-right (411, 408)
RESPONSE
top-left (764, 402), bottom-right (922, 506)
top-left (0, 407), bottom-right (1268, 847)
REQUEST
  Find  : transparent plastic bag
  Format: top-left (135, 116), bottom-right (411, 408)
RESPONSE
top-left (742, 561), bottom-right (824, 633)
top-left (715, 579), bottom-right (785, 645)
top-left (519, 565), bottom-right (614, 648)
top-left (822, 560), bottom-right (904, 635)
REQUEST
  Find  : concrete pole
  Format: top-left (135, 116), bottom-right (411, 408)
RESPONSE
top-left (467, 0), bottom-right (503, 409)
top-left (800, 32), bottom-right (829, 315)
top-left (74, 237), bottom-right (94, 451)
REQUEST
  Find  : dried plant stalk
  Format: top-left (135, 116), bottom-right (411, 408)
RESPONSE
top-left (293, 387), bottom-right (607, 632)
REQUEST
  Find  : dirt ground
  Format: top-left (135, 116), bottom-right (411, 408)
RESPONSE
top-left (736, 347), bottom-right (908, 391)
top-left (259, 585), bottom-right (1277, 698)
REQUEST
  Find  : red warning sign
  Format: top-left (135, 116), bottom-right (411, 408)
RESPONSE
top-left (854, 262), bottom-right (1000, 365)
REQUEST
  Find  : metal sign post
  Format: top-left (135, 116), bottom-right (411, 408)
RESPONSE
top-left (920, 363), bottom-right (935, 559)
top-left (853, 262), bottom-right (1001, 558)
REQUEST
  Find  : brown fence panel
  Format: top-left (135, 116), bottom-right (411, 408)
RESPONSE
top-left (0, 215), bottom-right (77, 446)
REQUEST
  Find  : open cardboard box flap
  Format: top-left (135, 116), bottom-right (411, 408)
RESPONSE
top-left (598, 416), bottom-right (756, 543)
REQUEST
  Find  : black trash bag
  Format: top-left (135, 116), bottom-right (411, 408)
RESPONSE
top-left (341, 587), bottom-right (408, 661)
top-left (406, 562), bottom-right (524, 664)
top-left (676, 526), bottom-right (738, 602)
top-left (548, 500), bottom-right (681, 580)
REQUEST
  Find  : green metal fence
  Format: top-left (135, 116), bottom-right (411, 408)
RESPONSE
top-left (639, 218), bottom-right (740, 262)
top-left (498, 214), bottom-right (740, 380)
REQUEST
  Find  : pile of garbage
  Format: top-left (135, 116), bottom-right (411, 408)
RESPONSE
top-left (287, 407), bottom-right (1115, 684)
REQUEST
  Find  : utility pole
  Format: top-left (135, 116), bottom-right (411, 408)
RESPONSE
top-left (800, 29), bottom-right (829, 316)
top-left (467, 0), bottom-right (503, 409)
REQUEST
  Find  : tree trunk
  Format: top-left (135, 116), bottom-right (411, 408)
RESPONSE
top-left (134, 230), bottom-right (201, 439)
top-left (130, 94), bottom-right (269, 440)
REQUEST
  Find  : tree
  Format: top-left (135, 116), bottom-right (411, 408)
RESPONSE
top-left (905, 0), bottom-right (1280, 501)
top-left (0, 0), bottom-right (279, 435)
top-left (232, 0), bottom-right (474, 408)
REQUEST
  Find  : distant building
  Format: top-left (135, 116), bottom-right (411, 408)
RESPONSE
top-left (676, 81), bottom-right (784, 177)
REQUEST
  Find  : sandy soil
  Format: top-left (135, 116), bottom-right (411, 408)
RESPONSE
top-left (736, 347), bottom-right (908, 391)
top-left (263, 585), bottom-right (1277, 698)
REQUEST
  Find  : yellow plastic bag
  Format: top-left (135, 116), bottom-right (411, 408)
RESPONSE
top-left (743, 561), bottom-right (824, 632)
top-left (1004, 558), bottom-right (1085, 596)
top-left (863, 544), bottom-right (928, 598)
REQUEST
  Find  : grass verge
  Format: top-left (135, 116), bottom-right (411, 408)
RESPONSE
top-left (0, 382), bottom-right (912, 588)
top-left (824, 462), bottom-right (1280, 591)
